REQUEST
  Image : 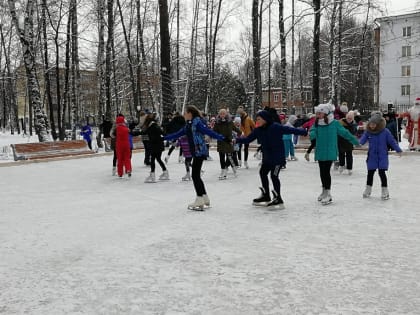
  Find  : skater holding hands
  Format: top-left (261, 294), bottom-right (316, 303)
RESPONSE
top-left (164, 105), bottom-right (225, 210)
top-left (359, 111), bottom-right (402, 200)
top-left (235, 110), bottom-right (307, 209)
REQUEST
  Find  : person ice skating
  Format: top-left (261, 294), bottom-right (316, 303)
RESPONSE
top-left (235, 110), bottom-right (307, 210)
top-left (337, 111), bottom-right (358, 175)
top-left (163, 112), bottom-right (186, 163)
top-left (359, 111), bottom-right (402, 200)
top-left (177, 135), bottom-right (193, 181)
top-left (135, 114), bottom-right (169, 183)
top-left (310, 104), bottom-right (359, 205)
top-left (80, 122), bottom-right (92, 150)
top-left (164, 105), bottom-right (225, 210)
top-left (236, 106), bottom-right (255, 169)
top-left (403, 97), bottom-right (420, 151)
top-left (283, 115), bottom-right (298, 161)
top-left (302, 113), bottom-right (316, 161)
top-left (212, 108), bottom-right (241, 180)
top-left (113, 115), bottom-right (132, 178)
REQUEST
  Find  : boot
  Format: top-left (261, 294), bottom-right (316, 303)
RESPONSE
top-left (182, 172), bottom-right (191, 181)
top-left (253, 187), bottom-right (271, 206)
top-left (159, 170), bottom-right (169, 180)
top-left (218, 169), bottom-right (227, 180)
top-left (266, 190), bottom-right (285, 210)
top-left (381, 187), bottom-right (389, 200)
top-left (244, 161), bottom-right (249, 169)
top-left (188, 196), bottom-right (205, 211)
top-left (203, 194), bottom-right (210, 207)
top-left (363, 185), bottom-right (372, 198)
top-left (347, 169), bottom-right (352, 175)
top-left (321, 189), bottom-right (332, 205)
top-left (304, 152), bottom-right (310, 162)
top-left (318, 188), bottom-right (326, 201)
top-left (145, 172), bottom-right (156, 183)
top-left (112, 166), bottom-right (116, 176)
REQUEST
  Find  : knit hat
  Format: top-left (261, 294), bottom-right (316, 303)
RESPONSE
top-left (233, 116), bottom-right (241, 124)
top-left (346, 111), bottom-right (354, 121)
top-left (256, 110), bottom-right (273, 124)
top-left (369, 111), bottom-right (383, 124)
top-left (415, 97), bottom-right (420, 106)
top-left (340, 102), bottom-right (349, 113)
top-left (288, 115), bottom-right (297, 125)
top-left (116, 116), bottom-right (125, 124)
top-left (316, 103), bottom-right (335, 114)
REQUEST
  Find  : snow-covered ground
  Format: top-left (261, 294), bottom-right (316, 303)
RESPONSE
top-left (1, 132), bottom-right (420, 314)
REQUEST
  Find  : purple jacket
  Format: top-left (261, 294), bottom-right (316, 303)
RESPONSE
top-left (359, 128), bottom-right (402, 170)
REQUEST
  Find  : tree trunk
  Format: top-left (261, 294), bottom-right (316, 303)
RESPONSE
top-left (279, 0), bottom-right (287, 110)
top-left (252, 0), bottom-right (262, 110)
top-left (312, 0), bottom-right (321, 109)
top-left (355, 0), bottom-right (370, 108)
top-left (158, 0), bottom-right (175, 118)
top-left (8, 0), bottom-right (49, 142)
top-left (329, 0), bottom-right (338, 104)
top-left (105, 0), bottom-right (114, 117)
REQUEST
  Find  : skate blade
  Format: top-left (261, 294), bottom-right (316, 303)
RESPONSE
top-left (321, 200), bottom-right (332, 205)
top-left (266, 204), bottom-right (285, 210)
top-left (188, 206), bottom-right (204, 211)
top-left (253, 202), bottom-right (269, 207)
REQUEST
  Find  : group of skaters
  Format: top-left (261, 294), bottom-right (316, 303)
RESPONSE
top-left (100, 96), bottom-right (420, 211)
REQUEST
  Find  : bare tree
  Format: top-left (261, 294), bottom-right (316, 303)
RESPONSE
top-left (252, 0), bottom-right (262, 110)
top-left (8, 0), bottom-right (49, 142)
top-left (312, 0), bottom-right (321, 109)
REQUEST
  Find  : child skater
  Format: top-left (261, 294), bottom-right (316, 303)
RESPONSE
top-left (359, 111), bottom-right (402, 200)
top-left (310, 104), bottom-right (359, 205)
top-left (235, 110), bottom-right (307, 210)
top-left (177, 135), bottom-right (193, 181)
top-left (164, 105), bottom-right (225, 210)
top-left (114, 115), bottom-right (132, 178)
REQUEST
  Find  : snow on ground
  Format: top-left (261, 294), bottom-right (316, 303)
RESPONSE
top-left (1, 132), bottom-right (420, 314)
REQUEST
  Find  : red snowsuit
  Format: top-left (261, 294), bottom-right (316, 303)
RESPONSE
top-left (115, 116), bottom-right (132, 176)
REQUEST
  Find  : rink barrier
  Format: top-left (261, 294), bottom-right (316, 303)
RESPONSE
top-left (11, 140), bottom-right (95, 161)
top-left (103, 136), bottom-right (144, 151)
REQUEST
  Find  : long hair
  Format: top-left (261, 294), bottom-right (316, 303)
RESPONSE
top-left (186, 105), bottom-right (202, 118)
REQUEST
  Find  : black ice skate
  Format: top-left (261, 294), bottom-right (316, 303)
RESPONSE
top-left (252, 187), bottom-right (271, 206)
top-left (266, 190), bottom-right (285, 210)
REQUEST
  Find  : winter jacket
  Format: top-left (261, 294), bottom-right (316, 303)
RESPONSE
top-left (166, 115), bottom-right (186, 134)
top-left (359, 118), bottom-right (402, 170)
top-left (213, 117), bottom-right (241, 153)
top-left (164, 116), bottom-right (224, 158)
top-left (310, 119), bottom-right (359, 161)
top-left (114, 116), bottom-right (132, 176)
top-left (240, 113), bottom-right (256, 136)
top-left (236, 122), bottom-right (307, 167)
top-left (178, 136), bottom-right (192, 158)
top-left (80, 125), bottom-right (92, 141)
top-left (338, 118), bottom-right (357, 153)
top-left (140, 121), bottom-right (165, 154)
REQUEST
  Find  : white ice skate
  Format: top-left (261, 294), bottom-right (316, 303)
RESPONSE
top-left (321, 190), bottom-right (332, 205)
top-left (188, 196), bottom-right (205, 211)
top-left (218, 169), bottom-right (227, 180)
top-left (203, 194), bottom-right (210, 207)
top-left (182, 172), bottom-right (191, 181)
top-left (159, 170), bottom-right (170, 180)
top-left (363, 185), bottom-right (372, 198)
top-left (244, 161), bottom-right (249, 169)
top-left (145, 172), bottom-right (156, 183)
top-left (381, 187), bottom-right (389, 200)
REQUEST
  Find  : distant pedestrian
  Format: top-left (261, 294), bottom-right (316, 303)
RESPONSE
top-left (80, 123), bottom-right (92, 150)
top-left (114, 116), bottom-right (132, 178)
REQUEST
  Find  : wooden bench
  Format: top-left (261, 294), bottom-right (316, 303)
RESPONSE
top-left (103, 136), bottom-right (144, 151)
top-left (11, 140), bottom-right (95, 161)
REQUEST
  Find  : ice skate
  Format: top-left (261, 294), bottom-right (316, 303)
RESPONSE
top-left (230, 165), bottom-right (237, 177)
top-left (145, 172), bottom-right (156, 183)
top-left (318, 188), bottom-right (326, 201)
top-left (159, 170), bottom-right (170, 180)
top-left (363, 185), bottom-right (372, 198)
top-left (321, 190), bottom-right (332, 205)
top-left (304, 152), bottom-right (310, 162)
top-left (266, 190), bottom-right (285, 210)
top-left (244, 161), bottom-right (249, 169)
top-left (381, 187), bottom-right (389, 200)
top-left (238, 160), bottom-right (242, 168)
top-left (253, 187), bottom-right (271, 206)
top-left (333, 162), bottom-right (339, 170)
top-left (112, 166), bottom-right (116, 176)
top-left (164, 155), bottom-right (169, 164)
top-left (290, 156), bottom-right (298, 161)
top-left (182, 172), bottom-right (191, 181)
top-left (338, 166), bottom-right (344, 174)
top-left (218, 169), bottom-right (227, 180)
top-left (127, 171), bottom-right (132, 178)
top-left (178, 156), bottom-right (184, 164)
top-left (203, 194), bottom-right (210, 207)
top-left (347, 169), bottom-right (352, 175)
top-left (188, 196), bottom-right (205, 211)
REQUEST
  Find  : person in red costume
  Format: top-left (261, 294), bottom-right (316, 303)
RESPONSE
top-left (114, 115), bottom-right (132, 177)
top-left (404, 97), bottom-right (420, 151)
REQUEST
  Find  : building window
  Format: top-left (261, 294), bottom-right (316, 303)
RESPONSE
top-left (401, 85), bottom-right (410, 96)
top-left (403, 26), bottom-right (412, 37)
top-left (274, 93), bottom-right (279, 102)
top-left (402, 46), bottom-right (411, 57)
top-left (402, 65), bottom-right (411, 76)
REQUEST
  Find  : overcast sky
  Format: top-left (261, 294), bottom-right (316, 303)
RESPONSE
top-left (385, 0), bottom-right (419, 15)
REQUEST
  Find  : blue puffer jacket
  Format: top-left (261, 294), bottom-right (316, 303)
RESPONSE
top-left (236, 122), bottom-right (307, 167)
top-left (164, 117), bottom-right (224, 157)
top-left (359, 123), bottom-right (402, 170)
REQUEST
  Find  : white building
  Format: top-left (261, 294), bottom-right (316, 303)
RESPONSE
top-left (375, 11), bottom-right (420, 112)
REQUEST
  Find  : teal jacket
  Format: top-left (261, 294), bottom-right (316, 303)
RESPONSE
top-left (310, 119), bottom-right (359, 161)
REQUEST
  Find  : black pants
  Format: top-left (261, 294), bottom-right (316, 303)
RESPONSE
top-left (306, 139), bottom-right (316, 154)
top-left (184, 157), bottom-right (192, 172)
top-left (113, 149), bottom-right (117, 167)
top-left (318, 160), bottom-right (333, 190)
top-left (237, 143), bottom-right (250, 161)
top-left (338, 150), bottom-right (353, 169)
top-left (191, 157), bottom-right (206, 196)
top-left (150, 151), bottom-right (166, 173)
top-left (143, 141), bottom-right (152, 165)
top-left (366, 169), bottom-right (387, 187)
top-left (259, 163), bottom-right (282, 196)
top-left (219, 152), bottom-right (235, 169)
